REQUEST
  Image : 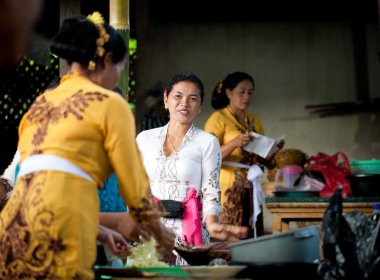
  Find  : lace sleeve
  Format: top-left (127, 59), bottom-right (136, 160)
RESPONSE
top-left (201, 136), bottom-right (221, 223)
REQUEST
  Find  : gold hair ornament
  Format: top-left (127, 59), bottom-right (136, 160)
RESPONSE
top-left (216, 81), bottom-right (223, 94)
top-left (86, 12), bottom-right (110, 71)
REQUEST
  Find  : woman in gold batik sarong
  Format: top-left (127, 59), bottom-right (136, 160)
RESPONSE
top-left (0, 13), bottom-right (173, 279)
top-left (205, 72), bottom-right (284, 237)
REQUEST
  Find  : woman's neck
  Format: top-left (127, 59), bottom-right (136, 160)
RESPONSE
top-left (167, 121), bottom-right (192, 141)
top-left (228, 105), bottom-right (245, 122)
top-left (69, 63), bottom-right (96, 82)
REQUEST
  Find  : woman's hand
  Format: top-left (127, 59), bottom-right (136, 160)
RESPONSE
top-left (97, 225), bottom-right (130, 258)
top-left (100, 213), bottom-right (174, 255)
top-left (205, 216), bottom-right (248, 241)
top-left (144, 222), bottom-right (176, 255)
top-left (221, 132), bottom-right (254, 159)
top-left (277, 139), bottom-right (285, 150)
top-left (232, 133), bottom-right (253, 149)
top-left (206, 222), bottom-right (249, 242)
top-left (265, 139), bottom-right (285, 162)
top-left (99, 212), bottom-right (150, 243)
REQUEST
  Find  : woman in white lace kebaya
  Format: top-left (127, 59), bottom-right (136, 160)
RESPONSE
top-left (137, 73), bottom-right (248, 265)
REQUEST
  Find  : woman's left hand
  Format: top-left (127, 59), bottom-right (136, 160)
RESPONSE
top-left (265, 139), bottom-right (285, 161)
top-left (277, 139), bottom-right (285, 149)
top-left (206, 222), bottom-right (248, 242)
top-left (144, 221), bottom-right (176, 255)
top-left (98, 225), bottom-right (131, 258)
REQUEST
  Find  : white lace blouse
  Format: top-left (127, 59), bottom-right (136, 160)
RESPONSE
top-left (136, 123), bottom-right (221, 243)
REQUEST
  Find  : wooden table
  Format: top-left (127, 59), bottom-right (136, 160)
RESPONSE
top-left (265, 196), bottom-right (380, 233)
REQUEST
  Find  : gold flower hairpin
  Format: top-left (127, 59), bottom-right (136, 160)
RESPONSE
top-left (216, 81), bottom-right (223, 94)
top-left (87, 11), bottom-right (105, 25)
top-left (86, 12), bottom-right (110, 71)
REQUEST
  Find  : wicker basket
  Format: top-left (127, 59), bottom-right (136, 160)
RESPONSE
top-left (267, 148), bottom-right (308, 181)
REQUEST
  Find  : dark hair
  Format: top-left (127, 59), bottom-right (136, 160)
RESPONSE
top-left (50, 16), bottom-right (126, 67)
top-left (211, 72), bottom-right (255, 109)
top-left (165, 73), bottom-right (205, 103)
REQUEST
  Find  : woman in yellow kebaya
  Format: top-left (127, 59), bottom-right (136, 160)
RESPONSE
top-left (0, 13), bottom-right (173, 279)
top-left (204, 72), bottom-right (284, 237)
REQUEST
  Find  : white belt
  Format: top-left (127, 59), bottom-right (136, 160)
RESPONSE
top-left (223, 161), bottom-right (251, 169)
top-left (223, 161), bottom-right (264, 238)
top-left (18, 154), bottom-right (94, 182)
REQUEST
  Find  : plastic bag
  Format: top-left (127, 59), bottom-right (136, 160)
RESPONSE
top-left (296, 173), bottom-right (325, 191)
top-left (306, 152), bottom-right (351, 197)
top-left (318, 188), bottom-right (380, 280)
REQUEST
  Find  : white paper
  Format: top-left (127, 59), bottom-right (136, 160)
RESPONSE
top-left (243, 132), bottom-right (285, 158)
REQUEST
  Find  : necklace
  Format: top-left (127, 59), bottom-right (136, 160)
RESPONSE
top-left (167, 133), bottom-right (179, 152)
top-left (227, 105), bottom-right (248, 131)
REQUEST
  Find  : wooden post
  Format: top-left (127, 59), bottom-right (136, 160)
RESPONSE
top-left (351, 0), bottom-right (369, 102)
top-left (109, 0), bottom-right (130, 100)
top-left (378, 0), bottom-right (380, 29)
top-left (59, 0), bottom-right (80, 76)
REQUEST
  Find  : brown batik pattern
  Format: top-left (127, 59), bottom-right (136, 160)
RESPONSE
top-left (220, 169), bottom-right (252, 226)
top-left (128, 189), bottom-right (165, 225)
top-left (27, 90), bottom-right (109, 154)
top-left (0, 172), bottom-right (84, 279)
top-left (0, 90), bottom-right (109, 279)
top-left (220, 122), bottom-right (255, 226)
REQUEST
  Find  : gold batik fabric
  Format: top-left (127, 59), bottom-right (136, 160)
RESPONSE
top-left (204, 107), bottom-right (264, 226)
top-left (220, 169), bottom-right (253, 226)
top-left (0, 171), bottom-right (99, 279)
top-left (0, 73), bottom-right (161, 279)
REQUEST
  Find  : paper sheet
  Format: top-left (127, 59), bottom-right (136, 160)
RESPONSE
top-left (243, 132), bottom-right (285, 158)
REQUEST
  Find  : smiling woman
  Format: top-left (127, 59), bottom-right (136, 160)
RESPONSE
top-left (136, 73), bottom-right (248, 266)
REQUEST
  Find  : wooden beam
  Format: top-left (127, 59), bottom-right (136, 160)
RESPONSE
top-left (109, 0), bottom-right (130, 100)
top-left (59, 0), bottom-right (80, 76)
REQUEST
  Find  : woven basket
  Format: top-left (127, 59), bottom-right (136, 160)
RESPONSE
top-left (267, 148), bottom-right (308, 181)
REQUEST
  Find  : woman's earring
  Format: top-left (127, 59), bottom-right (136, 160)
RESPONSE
top-left (198, 109), bottom-right (201, 114)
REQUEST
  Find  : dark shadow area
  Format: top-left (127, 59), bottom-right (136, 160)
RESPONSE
top-left (149, 0), bottom-right (377, 23)
top-left (232, 261), bottom-right (319, 280)
top-left (0, 1), bottom-right (60, 173)
top-left (354, 113), bottom-right (380, 159)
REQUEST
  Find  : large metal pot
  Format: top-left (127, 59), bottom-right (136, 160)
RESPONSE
top-left (346, 174), bottom-right (380, 197)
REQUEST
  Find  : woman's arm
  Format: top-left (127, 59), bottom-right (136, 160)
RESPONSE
top-left (99, 212), bottom-right (150, 242)
top-left (97, 224), bottom-right (130, 258)
top-left (200, 137), bottom-right (222, 223)
top-left (103, 97), bottom-right (174, 254)
top-left (204, 113), bottom-right (253, 159)
top-left (201, 137), bottom-right (249, 241)
top-left (205, 215), bottom-right (248, 241)
top-left (220, 133), bottom-right (252, 159)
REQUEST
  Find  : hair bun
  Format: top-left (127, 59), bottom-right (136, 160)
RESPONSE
top-left (50, 15), bottom-right (127, 68)
top-left (50, 17), bottom-right (98, 64)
